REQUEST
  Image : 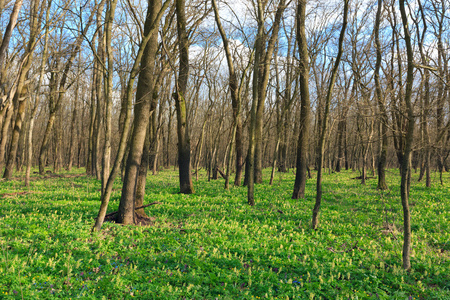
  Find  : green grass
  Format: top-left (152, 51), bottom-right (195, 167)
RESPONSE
top-left (0, 167), bottom-right (449, 299)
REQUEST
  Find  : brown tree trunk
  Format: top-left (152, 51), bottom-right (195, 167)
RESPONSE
top-left (86, 68), bottom-right (97, 175)
top-left (211, 0), bottom-right (243, 187)
top-left (174, 0), bottom-right (194, 194)
top-left (100, 0), bottom-right (118, 195)
top-left (67, 77), bottom-right (79, 171)
top-left (311, 0), bottom-right (348, 229)
top-left (135, 127), bottom-right (150, 218)
top-left (117, 0), bottom-right (162, 224)
top-left (414, 0), bottom-right (431, 188)
top-left (292, 0), bottom-right (311, 199)
top-left (253, 0), bottom-right (286, 184)
top-left (0, 0), bottom-right (23, 68)
top-left (93, 0), bottom-right (169, 231)
top-left (375, 0), bottom-right (388, 190)
top-left (399, 0), bottom-right (414, 271)
top-left (3, 0), bottom-right (40, 179)
top-left (3, 87), bottom-right (26, 179)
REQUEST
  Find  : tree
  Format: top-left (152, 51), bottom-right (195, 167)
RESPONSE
top-left (38, 5), bottom-right (95, 175)
top-left (252, 0), bottom-right (287, 184)
top-left (375, 0), bottom-right (389, 190)
top-left (100, 0), bottom-right (119, 194)
top-left (311, 0), bottom-right (348, 229)
top-left (211, 0), bottom-right (244, 187)
top-left (3, 0), bottom-right (42, 180)
top-left (117, 0), bottom-right (165, 224)
top-left (25, 0), bottom-right (52, 186)
top-left (174, 0), bottom-right (194, 194)
top-left (399, 0), bottom-right (414, 271)
top-left (93, 0), bottom-right (170, 230)
top-left (292, 0), bottom-right (310, 199)
top-left (0, 0), bottom-right (23, 68)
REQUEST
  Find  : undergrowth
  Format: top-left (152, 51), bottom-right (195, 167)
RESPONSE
top-left (0, 168), bottom-right (449, 299)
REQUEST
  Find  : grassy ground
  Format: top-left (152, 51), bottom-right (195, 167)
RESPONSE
top-left (0, 167), bottom-right (449, 299)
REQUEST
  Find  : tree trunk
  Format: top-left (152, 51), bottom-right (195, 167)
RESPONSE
top-left (174, 0), bottom-right (194, 194)
top-left (93, 0), bottom-right (169, 231)
top-left (117, 0), bottom-right (162, 225)
top-left (0, 0), bottom-right (23, 68)
top-left (399, 0), bottom-right (414, 271)
top-left (67, 77), bottom-right (79, 171)
top-left (3, 87), bottom-right (26, 179)
top-left (135, 127), bottom-right (150, 218)
top-left (0, 102), bottom-right (13, 169)
top-left (253, 0), bottom-right (286, 184)
top-left (311, 0), bottom-right (348, 229)
top-left (101, 0), bottom-right (118, 195)
top-left (3, 0), bottom-right (40, 179)
top-left (375, 0), bottom-right (388, 190)
top-left (211, 0), bottom-right (243, 187)
top-left (292, 0), bottom-right (311, 199)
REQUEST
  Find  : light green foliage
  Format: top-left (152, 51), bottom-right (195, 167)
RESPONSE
top-left (0, 168), bottom-right (449, 299)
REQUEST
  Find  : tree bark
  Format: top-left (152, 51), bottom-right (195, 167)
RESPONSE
top-left (0, 0), bottom-right (23, 69)
top-left (211, 0), bottom-right (243, 187)
top-left (399, 0), bottom-right (414, 271)
top-left (311, 0), bottom-right (348, 229)
top-left (253, 0), bottom-right (286, 184)
top-left (375, 0), bottom-right (388, 190)
top-left (93, 0), bottom-right (170, 231)
top-left (39, 7), bottom-right (95, 175)
top-left (292, 0), bottom-right (311, 199)
top-left (101, 0), bottom-right (118, 195)
top-left (174, 0), bottom-right (194, 194)
top-left (3, 0), bottom-right (40, 180)
top-left (117, 0), bottom-right (162, 224)
top-left (0, 102), bottom-right (13, 169)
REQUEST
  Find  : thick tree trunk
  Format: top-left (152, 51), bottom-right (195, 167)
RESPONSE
top-left (292, 0), bottom-right (310, 199)
top-left (15, 113), bottom-right (27, 172)
top-left (25, 116), bottom-right (35, 186)
top-left (135, 128), bottom-right (150, 218)
top-left (117, 0), bottom-right (163, 224)
top-left (93, 0), bottom-right (169, 231)
top-left (174, 0), bottom-right (194, 194)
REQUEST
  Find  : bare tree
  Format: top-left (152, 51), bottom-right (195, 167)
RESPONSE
top-left (311, 0), bottom-right (348, 229)
top-left (0, 0), bottom-right (23, 69)
top-left (292, 0), bottom-right (310, 199)
top-left (93, 0), bottom-right (170, 230)
top-left (399, 0), bottom-right (414, 271)
top-left (3, 0), bottom-right (42, 180)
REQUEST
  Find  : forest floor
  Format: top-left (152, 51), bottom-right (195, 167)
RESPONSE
top-left (0, 167), bottom-right (449, 299)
